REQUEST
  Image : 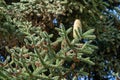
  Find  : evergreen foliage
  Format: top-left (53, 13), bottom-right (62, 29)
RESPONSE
top-left (0, 0), bottom-right (120, 80)
top-left (1, 21), bottom-right (97, 79)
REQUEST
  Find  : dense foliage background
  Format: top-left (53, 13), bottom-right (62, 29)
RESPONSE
top-left (0, 0), bottom-right (120, 80)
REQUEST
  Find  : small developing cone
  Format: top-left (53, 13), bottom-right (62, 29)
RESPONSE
top-left (73, 19), bottom-right (82, 39)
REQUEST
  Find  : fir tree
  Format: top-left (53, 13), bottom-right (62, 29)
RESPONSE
top-left (0, 0), bottom-right (120, 80)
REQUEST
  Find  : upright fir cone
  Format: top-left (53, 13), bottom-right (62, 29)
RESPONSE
top-left (73, 19), bottom-right (82, 39)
